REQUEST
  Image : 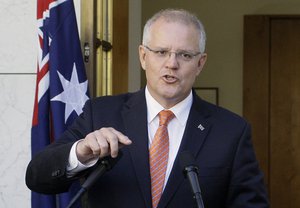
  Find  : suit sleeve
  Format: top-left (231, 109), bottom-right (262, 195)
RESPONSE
top-left (226, 123), bottom-right (270, 208)
top-left (25, 100), bottom-right (94, 194)
top-left (25, 142), bottom-right (75, 194)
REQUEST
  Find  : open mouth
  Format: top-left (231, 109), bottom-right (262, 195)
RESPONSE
top-left (163, 75), bottom-right (177, 83)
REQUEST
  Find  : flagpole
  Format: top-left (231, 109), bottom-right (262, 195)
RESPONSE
top-left (102, 0), bottom-right (108, 95)
top-left (96, 0), bottom-right (104, 97)
top-left (107, 0), bottom-right (113, 95)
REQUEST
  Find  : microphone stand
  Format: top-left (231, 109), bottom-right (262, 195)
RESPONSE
top-left (66, 152), bottom-right (122, 208)
top-left (179, 151), bottom-right (205, 208)
top-left (184, 166), bottom-right (205, 208)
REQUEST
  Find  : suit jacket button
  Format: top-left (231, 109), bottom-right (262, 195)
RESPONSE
top-left (51, 170), bottom-right (61, 177)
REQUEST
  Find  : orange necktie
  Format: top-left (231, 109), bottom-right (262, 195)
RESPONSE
top-left (150, 110), bottom-right (175, 208)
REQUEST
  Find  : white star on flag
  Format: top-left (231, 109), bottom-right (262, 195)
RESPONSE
top-left (51, 63), bottom-right (89, 122)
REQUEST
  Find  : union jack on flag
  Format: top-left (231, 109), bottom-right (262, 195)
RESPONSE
top-left (31, 0), bottom-right (88, 207)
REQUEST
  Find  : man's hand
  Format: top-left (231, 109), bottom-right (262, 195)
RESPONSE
top-left (76, 127), bottom-right (132, 164)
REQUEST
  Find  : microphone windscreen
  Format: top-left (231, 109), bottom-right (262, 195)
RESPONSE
top-left (100, 151), bottom-right (123, 171)
top-left (179, 151), bottom-right (196, 170)
top-left (82, 151), bottom-right (123, 190)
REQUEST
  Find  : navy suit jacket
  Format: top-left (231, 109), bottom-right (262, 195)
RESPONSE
top-left (26, 89), bottom-right (269, 208)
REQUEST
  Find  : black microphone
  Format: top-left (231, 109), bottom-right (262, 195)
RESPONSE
top-left (179, 151), bottom-right (205, 208)
top-left (66, 152), bottom-right (123, 208)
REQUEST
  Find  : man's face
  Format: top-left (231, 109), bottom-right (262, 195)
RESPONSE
top-left (139, 19), bottom-right (207, 108)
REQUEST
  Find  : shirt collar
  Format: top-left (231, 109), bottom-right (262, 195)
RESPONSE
top-left (145, 86), bottom-right (193, 126)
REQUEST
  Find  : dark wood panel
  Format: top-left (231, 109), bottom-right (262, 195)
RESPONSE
top-left (244, 15), bottom-right (300, 208)
top-left (270, 18), bottom-right (300, 207)
top-left (112, 0), bottom-right (128, 95)
top-left (243, 15), bottom-right (270, 185)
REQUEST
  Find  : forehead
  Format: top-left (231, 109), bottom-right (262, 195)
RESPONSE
top-left (149, 19), bottom-right (200, 50)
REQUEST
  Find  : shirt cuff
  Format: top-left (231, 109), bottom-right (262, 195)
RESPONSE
top-left (66, 140), bottom-right (99, 177)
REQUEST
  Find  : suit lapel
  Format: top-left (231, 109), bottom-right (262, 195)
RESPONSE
top-left (158, 94), bottom-right (212, 208)
top-left (121, 90), bottom-right (152, 208)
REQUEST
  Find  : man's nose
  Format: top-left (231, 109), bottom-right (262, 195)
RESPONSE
top-left (165, 52), bottom-right (179, 69)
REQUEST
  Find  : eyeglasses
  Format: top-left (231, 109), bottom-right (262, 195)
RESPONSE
top-left (143, 45), bottom-right (201, 62)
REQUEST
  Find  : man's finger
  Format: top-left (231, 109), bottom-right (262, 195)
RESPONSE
top-left (110, 128), bottom-right (132, 145)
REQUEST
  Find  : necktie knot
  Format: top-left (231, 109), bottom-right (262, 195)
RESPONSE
top-left (159, 110), bottom-right (175, 126)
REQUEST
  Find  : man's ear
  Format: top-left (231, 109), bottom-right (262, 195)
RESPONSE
top-left (139, 45), bottom-right (146, 70)
top-left (196, 53), bottom-right (207, 76)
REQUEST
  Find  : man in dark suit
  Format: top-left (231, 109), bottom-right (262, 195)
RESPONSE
top-left (26, 9), bottom-right (269, 207)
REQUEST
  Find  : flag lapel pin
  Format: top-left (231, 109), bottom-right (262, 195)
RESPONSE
top-left (197, 124), bottom-right (205, 131)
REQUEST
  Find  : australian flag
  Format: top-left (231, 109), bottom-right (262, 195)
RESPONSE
top-left (31, 0), bottom-right (89, 207)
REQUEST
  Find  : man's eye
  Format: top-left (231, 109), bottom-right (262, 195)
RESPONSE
top-left (156, 50), bottom-right (168, 55)
top-left (180, 53), bottom-right (193, 59)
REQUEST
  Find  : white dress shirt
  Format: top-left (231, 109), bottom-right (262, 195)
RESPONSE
top-left (67, 87), bottom-right (193, 183)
